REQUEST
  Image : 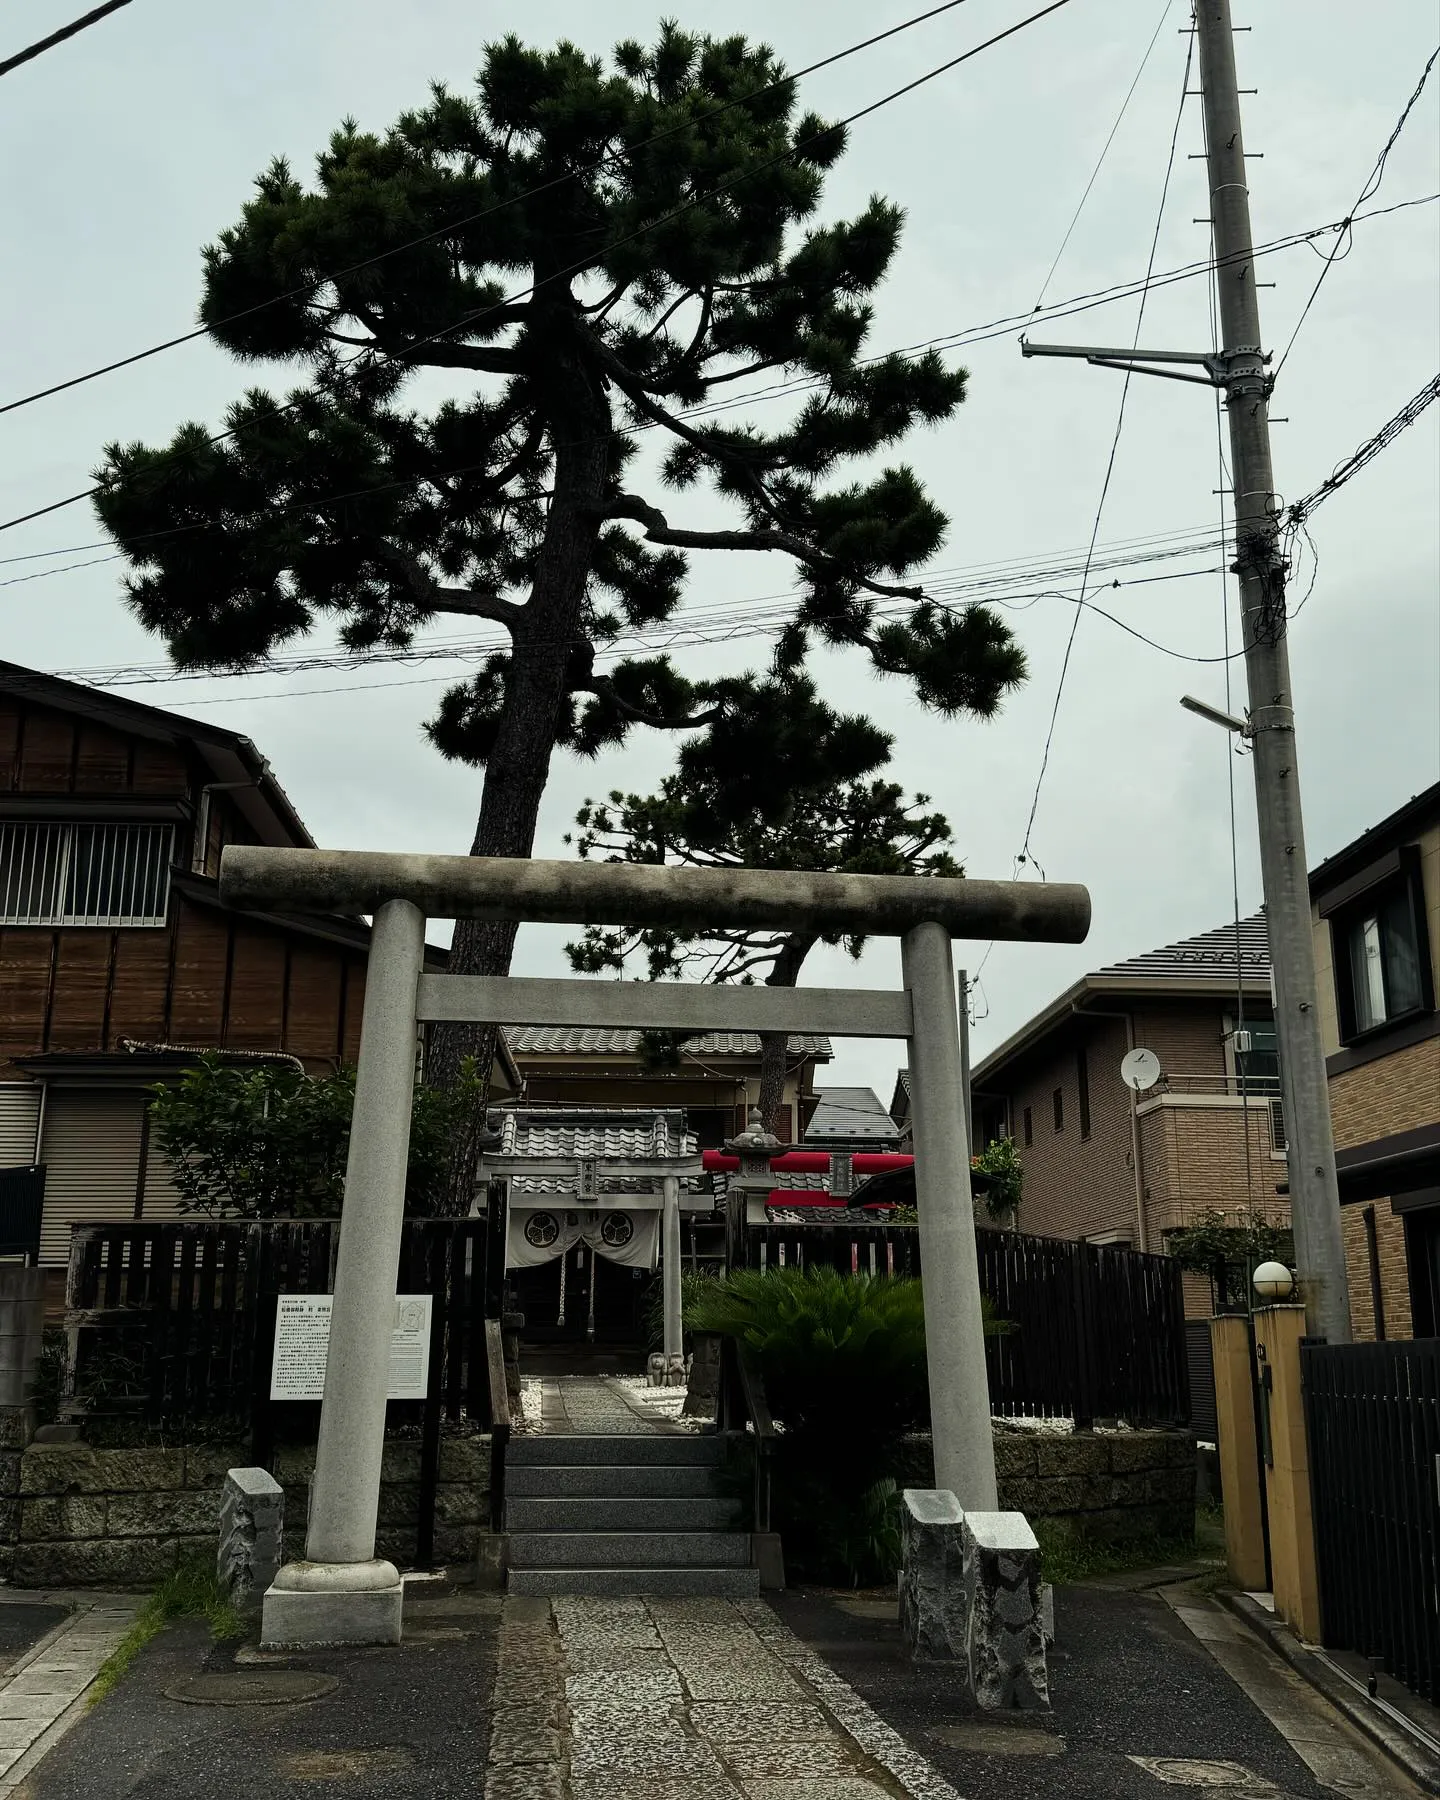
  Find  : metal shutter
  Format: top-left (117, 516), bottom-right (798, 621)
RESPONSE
top-left (0, 1085), bottom-right (40, 1168)
top-left (37, 1091), bottom-right (144, 1266)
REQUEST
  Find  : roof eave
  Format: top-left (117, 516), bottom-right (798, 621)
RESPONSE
top-left (972, 970), bottom-right (1272, 1084)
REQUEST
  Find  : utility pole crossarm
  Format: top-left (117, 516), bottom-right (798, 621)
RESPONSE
top-left (1020, 339), bottom-right (1267, 387)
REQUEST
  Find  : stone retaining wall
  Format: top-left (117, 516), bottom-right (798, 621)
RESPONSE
top-left (0, 1435), bottom-right (491, 1588)
top-left (994, 1427), bottom-right (1196, 1541)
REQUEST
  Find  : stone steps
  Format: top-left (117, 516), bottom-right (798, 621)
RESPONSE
top-left (503, 1427), bottom-right (757, 1597)
top-left (508, 1432), bottom-right (721, 1467)
top-left (506, 1462), bottom-right (719, 1498)
top-left (508, 1529), bottom-right (751, 1570)
top-left (506, 1495), bottom-right (742, 1532)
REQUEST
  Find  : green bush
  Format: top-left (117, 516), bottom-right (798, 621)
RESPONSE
top-left (685, 1267), bottom-right (1005, 1585)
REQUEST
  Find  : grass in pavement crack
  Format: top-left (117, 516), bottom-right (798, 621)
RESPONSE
top-left (90, 1558), bottom-right (245, 1705)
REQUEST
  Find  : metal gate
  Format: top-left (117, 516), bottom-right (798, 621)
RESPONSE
top-left (1303, 1338), bottom-right (1440, 1701)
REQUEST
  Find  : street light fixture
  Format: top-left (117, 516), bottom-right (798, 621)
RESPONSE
top-left (1180, 693), bottom-right (1251, 736)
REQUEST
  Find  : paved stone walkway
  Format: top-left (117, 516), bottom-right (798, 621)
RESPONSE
top-left (0, 1592), bottom-right (139, 1795)
top-left (538, 1376), bottom-right (684, 1436)
top-left (484, 1594), bottom-right (961, 1800)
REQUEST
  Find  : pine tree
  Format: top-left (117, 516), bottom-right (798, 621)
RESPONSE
top-left (567, 675), bottom-right (961, 1134)
top-left (94, 27), bottom-right (1025, 1205)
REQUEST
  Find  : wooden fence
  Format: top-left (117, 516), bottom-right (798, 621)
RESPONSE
top-left (65, 1218), bottom-right (497, 1565)
top-left (746, 1220), bottom-right (1190, 1428)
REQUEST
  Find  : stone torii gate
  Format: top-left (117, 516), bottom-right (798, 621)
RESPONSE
top-left (217, 847), bottom-right (1089, 1648)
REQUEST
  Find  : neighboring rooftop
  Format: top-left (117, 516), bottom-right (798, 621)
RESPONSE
top-left (974, 913), bottom-right (1272, 1083)
top-left (1092, 913), bottom-right (1271, 983)
top-left (506, 1027), bottom-right (833, 1058)
top-left (1308, 780), bottom-right (1440, 895)
top-left (803, 1086), bottom-right (902, 1147)
top-left (0, 660), bottom-right (313, 852)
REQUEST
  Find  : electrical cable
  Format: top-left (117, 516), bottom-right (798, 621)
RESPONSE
top-left (1031, 0), bottom-right (1174, 312)
top-left (0, 0), bottom-right (985, 420)
top-left (1016, 25), bottom-right (1195, 870)
top-left (2, 190), bottom-right (1432, 548)
top-left (0, 0), bottom-right (132, 79)
top-left (1274, 43), bottom-right (1440, 380)
top-left (0, 0), bottom-right (1075, 545)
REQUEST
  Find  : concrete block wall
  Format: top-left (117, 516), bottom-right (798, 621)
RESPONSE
top-left (0, 1435), bottom-right (491, 1588)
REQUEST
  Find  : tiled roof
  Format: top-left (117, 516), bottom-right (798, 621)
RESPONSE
top-left (1093, 913), bottom-right (1271, 983)
top-left (493, 1106), bottom-right (703, 1200)
top-left (506, 1027), bottom-right (833, 1057)
top-left (804, 1087), bottom-right (901, 1144)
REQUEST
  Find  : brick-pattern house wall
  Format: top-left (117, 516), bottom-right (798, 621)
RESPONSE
top-left (1343, 1202), bottom-right (1414, 1342)
top-left (1138, 1101), bottom-right (1284, 1232)
top-left (1328, 1036), bottom-right (1440, 1153)
top-left (995, 1015), bottom-right (1136, 1242)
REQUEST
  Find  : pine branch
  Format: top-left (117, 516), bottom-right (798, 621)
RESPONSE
top-left (602, 493), bottom-right (925, 602)
top-left (372, 544), bottom-right (524, 626)
top-left (574, 672), bottom-right (721, 730)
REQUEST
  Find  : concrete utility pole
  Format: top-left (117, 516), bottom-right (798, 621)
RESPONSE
top-left (1192, 0), bottom-right (1349, 1343)
top-left (1024, 0), bottom-right (1351, 1343)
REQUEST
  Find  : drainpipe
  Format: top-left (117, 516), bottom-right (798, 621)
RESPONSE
top-left (1072, 1001), bottom-right (1148, 1253)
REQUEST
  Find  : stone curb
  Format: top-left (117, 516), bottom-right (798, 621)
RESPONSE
top-left (1217, 1588), bottom-right (1440, 1796)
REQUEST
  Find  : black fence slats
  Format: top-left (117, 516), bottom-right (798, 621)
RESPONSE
top-left (745, 1221), bottom-right (1190, 1426)
top-left (1303, 1339), bottom-right (1440, 1704)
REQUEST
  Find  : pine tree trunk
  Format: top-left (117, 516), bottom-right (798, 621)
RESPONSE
top-left (755, 936), bottom-right (815, 1140)
top-left (425, 317), bottom-right (613, 1213)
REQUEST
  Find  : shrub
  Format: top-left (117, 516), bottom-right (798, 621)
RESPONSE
top-left (685, 1266), bottom-right (1005, 1584)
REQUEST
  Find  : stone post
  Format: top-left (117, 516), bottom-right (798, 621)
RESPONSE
top-left (218, 1467), bottom-right (285, 1611)
top-left (262, 897), bottom-right (425, 1649)
top-left (961, 1511), bottom-right (1050, 1711)
top-left (661, 1174), bottom-right (684, 1385)
top-left (899, 1489), bottom-right (967, 1659)
top-left (901, 922), bottom-right (998, 1511)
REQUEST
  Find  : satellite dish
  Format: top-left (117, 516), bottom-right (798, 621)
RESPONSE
top-left (1120, 1047), bottom-right (1161, 1092)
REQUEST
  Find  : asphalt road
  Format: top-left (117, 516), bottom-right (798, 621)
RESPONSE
top-left (772, 1583), bottom-right (1334, 1800)
top-left (18, 1586), bottom-right (498, 1800)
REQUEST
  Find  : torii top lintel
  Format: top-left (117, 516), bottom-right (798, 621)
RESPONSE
top-left (218, 847), bottom-right (1090, 944)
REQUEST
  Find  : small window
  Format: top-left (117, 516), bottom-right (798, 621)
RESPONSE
top-left (1331, 855), bottom-right (1433, 1042)
top-left (1077, 1046), bottom-right (1091, 1140)
top-left (1052, 1087), bottom-right (1064, 1133)
top-left (1022, 1105), bottom-right (1033, 1147)
top-left (0, 822), bottom-right (175, 927)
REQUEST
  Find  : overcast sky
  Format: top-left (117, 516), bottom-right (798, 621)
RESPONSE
top-left (2, 0), bottom-right (1437, 1105)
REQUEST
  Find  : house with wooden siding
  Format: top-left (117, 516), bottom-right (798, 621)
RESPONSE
top-left (0, 662), bottom-right (513, 1280)
top-left (967, 916), bottom-right (1286, 1315)
top-left (1310, 782), bottom-right (1440, 1341)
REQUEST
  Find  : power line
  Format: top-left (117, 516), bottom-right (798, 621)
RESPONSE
top-left (0, 0), bottom-right (132, 79)
top-left (41, 535), bottom-right (1232, 695)
top-left (0, 0), bottom-right (1076, 542)
top-left (1285, 369), bottom-right (1440, 531)
top-left (1031, 0), bottom-right (1174, 312)
top-left (0, 0), bottom-right (984, 421)
top-left (1274, 42), bottom-right (1440, 380)
top-left (2, 190), bottom-right (1432, 552)
top-left (1017, 25), bottom-right (1195, 871)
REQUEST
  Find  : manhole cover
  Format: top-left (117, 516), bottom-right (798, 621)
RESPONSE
top-left (279, 1749), bottom-right (413, 1778)
top-left (165, 1671), bottom-right (339, 1707)
top-left (1129, 1757), bottom-right (1279, 1794)
top-left (930, 1723), bottom-right (1063, 1756)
